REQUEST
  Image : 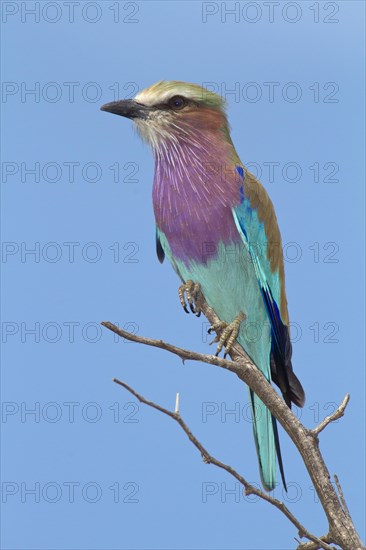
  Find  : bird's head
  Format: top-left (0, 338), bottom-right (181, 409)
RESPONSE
top-left (101, 81), bottom-right (229, 152)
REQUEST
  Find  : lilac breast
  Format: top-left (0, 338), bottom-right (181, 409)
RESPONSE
top-left (152, 135), bottom-right (242, 265)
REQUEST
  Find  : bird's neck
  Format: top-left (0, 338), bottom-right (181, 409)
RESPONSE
top-left (151, 124), bottom-right (243, 263)
top-left (152, 125), bottom-right (240, 225)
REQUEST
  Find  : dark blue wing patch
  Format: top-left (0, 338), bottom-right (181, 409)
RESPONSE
top-left (236, 165), bottom-right (244, 179)
top-left (261, 285), bottom-right (305, 408)
top-left (156, 230), bottom-right (165, 263)
top-left (261, 286), bottom-right (292, 405)
top-left (236, 166), bottom-right (245, 202)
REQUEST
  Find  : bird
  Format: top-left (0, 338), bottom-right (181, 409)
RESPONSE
top-left (101, 81), bottom-right (305, 491)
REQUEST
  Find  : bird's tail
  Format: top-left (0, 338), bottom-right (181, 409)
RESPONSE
top-left (249, 389), bottom-right (287, 492)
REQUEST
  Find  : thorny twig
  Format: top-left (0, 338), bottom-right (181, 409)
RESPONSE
top-left (102, 302), bottom-right (364, 550)
top-left (312, 395), bottom-right (350, 437)
top-left (113, 377), bottom-right (336, 550)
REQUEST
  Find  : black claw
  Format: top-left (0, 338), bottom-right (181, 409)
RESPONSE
top-left (196, 311), bottom-right (201, 318)
top-left (224, 352), bottom-right (228, 359)
top-left (208, 328), bottom-right (213, 334)
top-left (215, 351), bottom-right (219, 357)
top-left (189, 303), bottom-right (196, 314)
top-left (183, 305), bottom-right (189, 314)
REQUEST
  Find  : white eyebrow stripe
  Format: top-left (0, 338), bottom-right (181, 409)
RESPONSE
top-left (133, 80), bottom-right (226, 110)
top-left (132, 80), bottom-right (226, 116)
top-left (135, 88), bottom-right (200, 107)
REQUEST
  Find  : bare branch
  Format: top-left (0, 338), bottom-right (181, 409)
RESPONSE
top-left (296, 533), bottom-right (335, 550)
top-left (113, 377), bottom-right (335, 550)
top-left (312, 394), bottom-right (350, 436)
top-left (102, 292), bottom-right (365, 550)
top-left (334, 474), bottom-right (352, 521)
top-left (101, 321), bottom-right (243, 374)
top-left (102, 321), bottom-right (307, 444)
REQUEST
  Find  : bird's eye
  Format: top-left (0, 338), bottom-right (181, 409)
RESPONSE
top-left (168, 96), bottom-right (186, 110)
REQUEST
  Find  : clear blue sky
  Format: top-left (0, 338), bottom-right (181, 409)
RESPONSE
top-left (1, 1), bottom-right (365, 549)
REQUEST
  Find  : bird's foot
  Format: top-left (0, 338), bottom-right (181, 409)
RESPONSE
top-left (209, 312), bottom-right (245, 358)
top-left (178, 280), bottom-right (202, 317)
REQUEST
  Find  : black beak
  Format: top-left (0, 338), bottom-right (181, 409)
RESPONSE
top-left (100, 99), bottom-right (150, 120)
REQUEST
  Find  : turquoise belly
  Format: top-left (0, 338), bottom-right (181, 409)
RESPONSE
top-left (158, 232), bottom-right (271, 376)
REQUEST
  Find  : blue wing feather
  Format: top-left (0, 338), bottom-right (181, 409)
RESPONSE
top-left (232, 167), bottom-right (304, 408)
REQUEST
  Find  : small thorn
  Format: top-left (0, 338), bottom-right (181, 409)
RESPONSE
top-left (175, 392), bottom-right (180, 414)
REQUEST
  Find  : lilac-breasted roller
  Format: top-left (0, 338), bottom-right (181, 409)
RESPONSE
top-left (101, 81), bottom-right (305, 491)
